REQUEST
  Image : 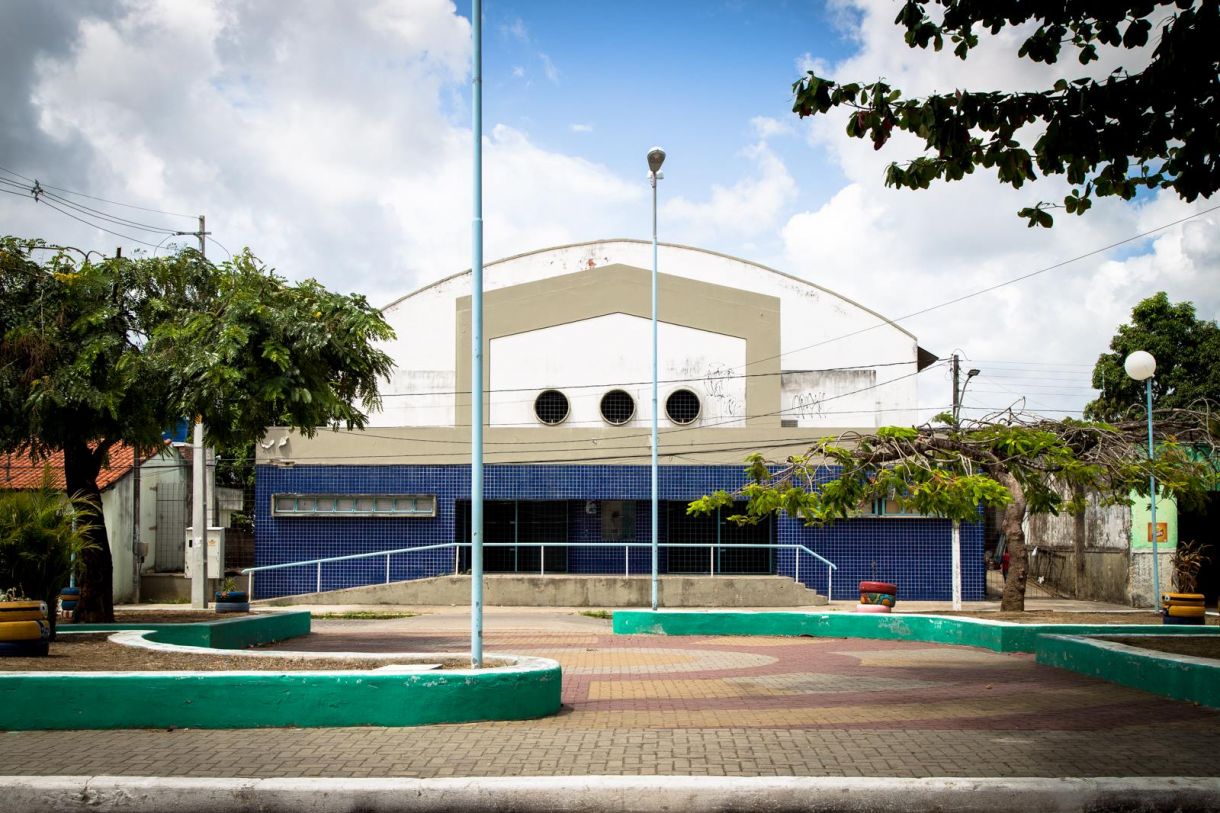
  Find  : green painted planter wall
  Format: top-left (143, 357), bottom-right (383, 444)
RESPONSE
top-left (0, 664), bottom-right (562, 730)
top-left (1036, 634), bottom-right (1220, 709)
top-left (2, 611), bottom-right (561, 730)
top-left (612, 610), bottom-right (1220, 654)
top-left (613, 610), bottom-right (1220, 710)
top-left (70, 611), bottom-right (312, 649)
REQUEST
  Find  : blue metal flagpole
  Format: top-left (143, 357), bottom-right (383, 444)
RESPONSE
top-left (470, 0), bottom-right (485, 668)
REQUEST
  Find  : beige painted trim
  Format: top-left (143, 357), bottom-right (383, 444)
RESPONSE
top-left (257, 425), bottom-right (855, 467)
top-left (454, 263), bottom-right (781, 430)
top-left (381, 238), bottom-right (917, 343)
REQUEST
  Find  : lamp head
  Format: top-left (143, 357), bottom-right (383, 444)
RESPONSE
top-left (647, 147), bottom-right (666, 174)
top-left (1124, 350), bottom-right (1156, 381)
top-left (966, 368), bottom-right (980, 379)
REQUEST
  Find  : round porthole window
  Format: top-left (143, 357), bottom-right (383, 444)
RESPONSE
top-left (665, 389), bottom-right (701, 425)
top-left (599, 389), bottom-right (635, 425)
top-left (534, 390), bottom-right (570, 425)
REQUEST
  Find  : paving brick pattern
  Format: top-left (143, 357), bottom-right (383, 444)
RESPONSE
top-left (2, 626), bottom-right (1218, 778)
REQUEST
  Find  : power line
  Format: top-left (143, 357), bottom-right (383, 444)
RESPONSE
top-left (0, 165), bottom-right (195, 219)
top-left (39, 189), bottom-right (181, 235)
top-left (739, 203), bottom-right (1220, 371)
top-left (33, 197), bottom-right (166, 249)
top-left (377, 359), bottom-right (920, 400)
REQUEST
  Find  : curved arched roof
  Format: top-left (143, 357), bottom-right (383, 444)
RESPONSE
top-left (381, 238), bottom-right (916, 342)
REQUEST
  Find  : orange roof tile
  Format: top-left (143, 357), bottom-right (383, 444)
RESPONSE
top-left (0, 443), bottom-right (145, 492)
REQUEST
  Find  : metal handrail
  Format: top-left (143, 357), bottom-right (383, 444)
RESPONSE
top-left (243, 541), bottom-right (836, 601)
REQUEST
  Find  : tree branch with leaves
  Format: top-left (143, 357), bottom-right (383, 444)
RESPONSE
top-left (0, 237), bottom-right (395, 621)
top-left (691, 410), bottom-right (1216, 610)
top-left (792, 1), bottom-right (1219, 227)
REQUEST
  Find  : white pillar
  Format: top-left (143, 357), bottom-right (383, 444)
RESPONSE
top-left (951, 519), bottom-right (962, 610)
top-left (190, 419), bottom-right (207, 609)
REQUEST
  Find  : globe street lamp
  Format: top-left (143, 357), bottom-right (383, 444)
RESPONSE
top-left (1125, 350), bottom-right (1161, 610)
top-left (648, 146), bottom-right (665, 612)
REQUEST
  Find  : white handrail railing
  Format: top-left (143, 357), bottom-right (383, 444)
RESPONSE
top-left (243, 541), bottom-right (837, 601)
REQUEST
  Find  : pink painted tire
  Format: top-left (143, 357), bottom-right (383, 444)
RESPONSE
top-left (855, 603), bottom-right (891, 614)
top-left (859, 592), bottom-right (896, 607)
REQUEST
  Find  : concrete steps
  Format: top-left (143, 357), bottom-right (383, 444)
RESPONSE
top-left (261, 574), bottom-right (828, 608)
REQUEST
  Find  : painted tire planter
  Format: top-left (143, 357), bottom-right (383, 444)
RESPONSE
top-left (59, 587), bottom-right (80, 615)
top-left (0, 619), bottom-right (51, 642)
top-left (1162, 593), bottom-right (1206, 626)
top-left (0, 601), bottom-right (49, 623)
top-left (859, 592), bottom-right (896, 607)
top-left (858, 581), bottom-right (897, 596)
top-left (0, 600), bottom-right (50, 657)
top-left (855, 603), bottom-right (890, 614)
top-left (214, 592), bottom-right (250, 614)
top-left (0, 639), bottom-right (49, 656)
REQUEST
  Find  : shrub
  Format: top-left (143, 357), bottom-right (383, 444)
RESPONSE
top-left (0, 481), bottom-right (97, 639)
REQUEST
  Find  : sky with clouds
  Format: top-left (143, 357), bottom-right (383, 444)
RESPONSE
top-left (1, 0), bottom-right (1216, 421)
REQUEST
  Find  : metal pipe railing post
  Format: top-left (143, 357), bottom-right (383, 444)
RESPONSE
top-left (316, 562), bottom-right (322, 594)
top-left (385, 554), bottom-right (391, 584)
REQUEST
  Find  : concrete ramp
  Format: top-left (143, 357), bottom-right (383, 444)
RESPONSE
top-left (260, 574), bottom-right (827, 608)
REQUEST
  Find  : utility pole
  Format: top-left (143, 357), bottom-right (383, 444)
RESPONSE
top-left (189, 215), bottom-right (211, 609)
top-left (951, 353), bottom-right (961, 422)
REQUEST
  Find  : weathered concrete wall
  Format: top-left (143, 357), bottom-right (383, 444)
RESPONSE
top-left (260, 574), bottom-right (828, 608)
top-left (1024, 491), bottom-right (1132, 604)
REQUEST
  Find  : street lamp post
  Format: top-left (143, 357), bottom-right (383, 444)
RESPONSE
top-left (1125, 350), bottom-right (1160, 611)
top-left (648, 146), bottom-right (665, 612)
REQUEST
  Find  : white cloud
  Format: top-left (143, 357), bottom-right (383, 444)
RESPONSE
top-left (5, 0), bottom-right (638, 304)
top-left (569, 123), bottom-right (593, 134)
top-left (750, 116), bottom-right (791, 140)
top-left (662, 141), bottom-right (797, 245)
top-left (781, 0), bottom-right (1216, 418)
top-left (538, 52), bottom-right (559, 84)
top-left (502, 17), bottom-right (529, 43)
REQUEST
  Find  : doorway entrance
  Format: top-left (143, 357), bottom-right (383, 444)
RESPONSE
top-left (663, 501), bottom-right (773, 575)
top-left (455, 500), bottom-right (569, 574)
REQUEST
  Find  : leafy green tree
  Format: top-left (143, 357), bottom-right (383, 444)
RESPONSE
top-left (0, 238), bottom-right (395, 621)
top-left (792, 1), bottom-right (1219, 226)
top-left (1085, 292), bottom-right (1220, 420)
top-left (0, 478), bottom-right (97, 639)
top-left (691, 414), bottom-right (1214, 610)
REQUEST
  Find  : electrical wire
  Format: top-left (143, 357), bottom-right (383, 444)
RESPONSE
top-left (0, 165), bottom-right (195, 219)
top-left (32, 197), bottom-right (166, 249)
top-left (737, 203), bottom-right (1220, 371)
top-left (376, 359), bottom-right (921, 400)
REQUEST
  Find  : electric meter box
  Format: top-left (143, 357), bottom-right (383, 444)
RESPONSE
top-left (184, 527), bottom-right (225, 579)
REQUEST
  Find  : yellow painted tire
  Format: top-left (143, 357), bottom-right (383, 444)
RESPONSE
top-left (1163, 593), bottom-right (1204, 605)
top-left (0, 619), bottom-right (50, 642)
top-left (1165, 604), bottom-right (1206, 618)
top-left (0, 601), bottom-right (48, 622)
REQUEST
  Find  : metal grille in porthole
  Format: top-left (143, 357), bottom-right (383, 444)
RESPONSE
top-left (599, 389), bottom-right (635, 425)
top-left (665, 389), bottom-right (701, 425)
top-left (534, 389), bottom-right (570, 425)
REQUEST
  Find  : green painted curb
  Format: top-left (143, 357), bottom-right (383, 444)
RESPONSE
top-left (613, 610), bottom-right (1220, 708)
top-left (0, 662), bottom-right (562, 730)
top-left (1036, 634), bottom-right (1220, 709)
top-left (612, 610), bottom-right (1220, 654)
top-left (2, 612), bottom-right (561, 730)
top-left (68, 611), bottom-right (312, 649)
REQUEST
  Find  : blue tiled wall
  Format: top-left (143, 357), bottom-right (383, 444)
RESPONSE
top-left (254, 464), bottom-right (983, 602)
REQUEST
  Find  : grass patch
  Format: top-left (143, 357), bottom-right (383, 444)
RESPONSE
top-left (313, 611), bottom-right (420, 620)
top-left (580, 610), bottom-right (613, 620)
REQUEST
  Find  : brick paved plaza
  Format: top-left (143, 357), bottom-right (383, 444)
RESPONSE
top-left (2, 613), bottom-right (1217, 779)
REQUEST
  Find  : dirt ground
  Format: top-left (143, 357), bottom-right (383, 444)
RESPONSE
top-left (938, 611), bottom-right (1174, 625)
top-left (1105, 635), bottom-right (1220, 660)
top-left (1, 610), bottom-right (1212, 672)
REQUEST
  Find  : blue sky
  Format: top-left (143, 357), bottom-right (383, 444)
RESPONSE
top-left (460, 0), bottom-right (853, 205)
top-left (0, 0), bottom-right (1215, 419)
